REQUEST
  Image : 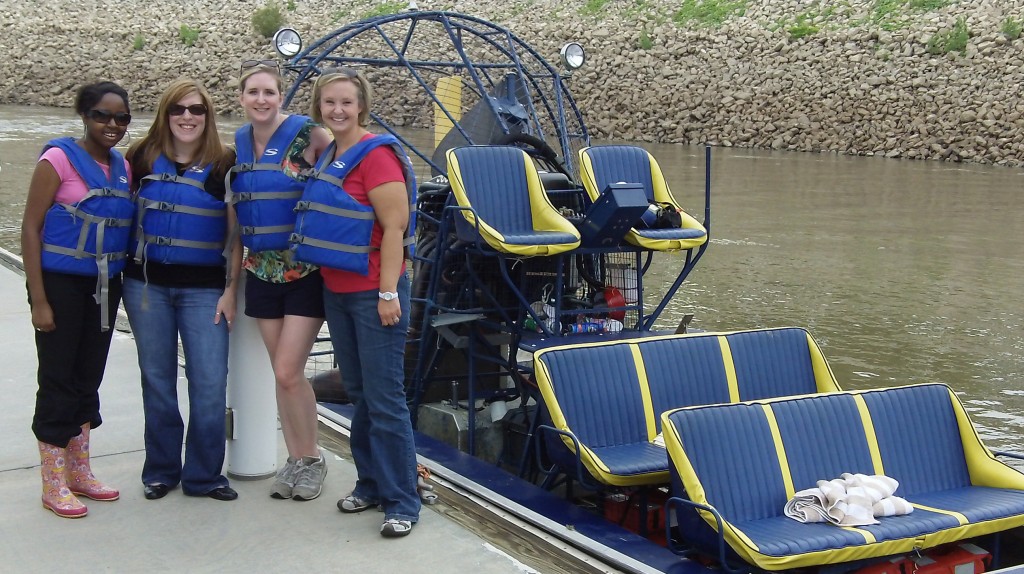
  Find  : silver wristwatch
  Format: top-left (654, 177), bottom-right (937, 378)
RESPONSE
top-left (378, 291), bottom-right (398, 301)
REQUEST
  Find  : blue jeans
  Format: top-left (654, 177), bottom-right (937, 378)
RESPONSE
top-left (324, 274), bottom-right (420, 522)
top-left (122, 278), bottom-right (229, 494)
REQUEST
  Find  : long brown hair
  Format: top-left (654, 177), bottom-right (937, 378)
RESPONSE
top-left (128, 78), bottom-right (228, 173)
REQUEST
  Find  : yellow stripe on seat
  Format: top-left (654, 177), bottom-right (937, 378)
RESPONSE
top-left (718, 336), bottom-right (740, 403)
top-left (841, 527), bottom-right (876, 544)
top-left (806, 332), bottom-right (841, 393)
top-left (853, 394), bottom-right (886, 475)
top-left (910, 503), bottom-right (969, 526)
top-left (762, 404), bottom-right (795, 499)
top-left (631, 343), bottom-right (657, 441)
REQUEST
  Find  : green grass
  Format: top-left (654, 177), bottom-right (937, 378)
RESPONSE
top-left (286, 0), bottom-right (297, 10)
top-left (507, 0), bottom-right (535, 19)
top-left (926, 16), bottom-right (969, 55)
top-left (581, 0), bottom-right (610, 17)
top-left (358, 0), bottom-right (406, 19)
top-left (252, 2), bottom-right (285, 38)
top-left (672, 0), bottom-right (747, 28)
top-left (131, 33), bottom-right (145, 51)
top-left (868, 0), bottom-right (953, 31)
top-left (908, 0), bottom-right (950, 9)
top-left (638, 29), bottom-right (654, 49)
top-left (788, 20), bottom-right (819, 40)
top-left (179, 24), bottom-right (200, 47)
top-left (625, 0), bottom-right (666, 22)
top-left (1002, 17), bottom-right (1022, 40)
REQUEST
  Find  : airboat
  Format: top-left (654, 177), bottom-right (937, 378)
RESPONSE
top-left (271, 10), bottom-right (1024, 574)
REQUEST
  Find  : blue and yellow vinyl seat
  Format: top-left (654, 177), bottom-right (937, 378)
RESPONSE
top-left (661, 383), bottom-right (1024, 571)
top-left (577, 145), bottom-right (707, 251)
top-left (446, 145), bottom-right (580, 256)
top-left (533, 327), bottom-right (840, 488)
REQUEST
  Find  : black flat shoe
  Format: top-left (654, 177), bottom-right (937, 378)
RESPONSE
top-left (144, 484), bottom-right (170, 500)
top-left (203, 486), bottom-right (238, 501)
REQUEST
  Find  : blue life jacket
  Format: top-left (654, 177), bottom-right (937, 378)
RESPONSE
top-left (39, 137), bottom-right (133, 331)
top-left (229, 114), bottom-right (308, 252)
top-left (130, 154), bottom-right (226, 266)
top-left (290, 134), bottom-right (417, 275)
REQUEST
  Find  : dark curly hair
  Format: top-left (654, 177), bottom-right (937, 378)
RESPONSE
top-left (74, 81), bottom-right (130, 115)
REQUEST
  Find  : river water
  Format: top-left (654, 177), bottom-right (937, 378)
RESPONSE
top-left (2, 104), bottom-right (1023, 454)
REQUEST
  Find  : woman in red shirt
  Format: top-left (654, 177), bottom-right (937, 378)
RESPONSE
top-left (306, 68), bottom-right (419, 537)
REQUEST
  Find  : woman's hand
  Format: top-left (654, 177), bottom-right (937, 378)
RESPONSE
top-left (215, 290), bottom-right (237, 331)
top-left (379, 298), bottom-right (401, 327)
top-left (31, 302), bottom-right (55, 332)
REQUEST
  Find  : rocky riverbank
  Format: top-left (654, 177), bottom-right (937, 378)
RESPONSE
top-left (2, 0), bottom-right (1023, 166)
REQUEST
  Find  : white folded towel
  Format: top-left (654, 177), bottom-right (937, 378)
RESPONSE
top-left (784, 473), bottom-right (913, 526)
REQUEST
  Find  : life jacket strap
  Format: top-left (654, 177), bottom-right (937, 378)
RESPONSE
top-left (229, 190), bottom-right (303, 204)
top-left (288, 233), bottom-right (375, 254)
top-left (240, 224), bottom-right (295, 236)
top-left (140, 172), bottom-right (207, 191)
top-left (294, 200), bottom-right (376, 220)
top-left (137, 198), bottom-right (226, 217)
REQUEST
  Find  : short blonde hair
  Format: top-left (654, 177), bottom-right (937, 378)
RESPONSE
top-left (310, 67), bottom-right (373, 127)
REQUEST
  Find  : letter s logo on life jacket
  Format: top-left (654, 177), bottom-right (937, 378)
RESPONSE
top-left (331, 160), bottom-right (346, 170)
top-left (265, 148), bottom-right (280, 156)
top-left (120, 176), bottom-right (128, 184)
top-left (188, 166), bottom-right (205, 173)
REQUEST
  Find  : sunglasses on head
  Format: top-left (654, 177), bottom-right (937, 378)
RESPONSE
top-left (240, 59), bottom-right (280, 74)
top-left (87, 109), bottom-right (132, 127)
top-left (320, 67), bottom-right (359, 79)
top-left (168, 103), bottom-right (209, 116)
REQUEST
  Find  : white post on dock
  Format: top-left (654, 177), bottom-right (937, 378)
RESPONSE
top-left (226, 272), bottom-right (277, 479)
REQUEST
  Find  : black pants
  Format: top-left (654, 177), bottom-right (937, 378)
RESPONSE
top-left (29, 271), bottom-right (121, 447)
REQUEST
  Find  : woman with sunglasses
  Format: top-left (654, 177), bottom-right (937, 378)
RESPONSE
top-left (302, 68), bottom-right (419, 537)
top-left (230, 59), bottom-right (331, 501)
top-left (21, 81), bottom-right (134, 518)
top-left (122, 78), bottom-right (240, 502)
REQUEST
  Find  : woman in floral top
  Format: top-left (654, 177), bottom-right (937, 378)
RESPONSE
top-left (232, 60), bottom-right (331, 501)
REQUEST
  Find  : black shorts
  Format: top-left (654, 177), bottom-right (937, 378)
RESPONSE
top-left (244, 270), bottom-right (325, 319)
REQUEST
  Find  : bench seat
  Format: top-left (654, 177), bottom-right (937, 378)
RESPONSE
top-left (534, 327), bottom-right (840, 487)
top-left (661, 383), bottom-right (1024, 571)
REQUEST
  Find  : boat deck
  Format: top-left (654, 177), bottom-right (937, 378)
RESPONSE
top-left (0, 258), bottom-right (594, 573)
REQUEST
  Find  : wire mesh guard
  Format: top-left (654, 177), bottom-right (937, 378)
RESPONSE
top-left (284, 11), bottom-right (588, 186)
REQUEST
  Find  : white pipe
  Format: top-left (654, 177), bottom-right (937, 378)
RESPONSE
top-left (226, 272), bottom-right (277, 479)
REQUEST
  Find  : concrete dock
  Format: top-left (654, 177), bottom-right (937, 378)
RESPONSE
top-left (0, 261), bottom-right (561, 573)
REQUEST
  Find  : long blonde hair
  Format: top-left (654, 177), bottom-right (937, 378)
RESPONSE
top-left (128, 78), bottom-right (228, 172)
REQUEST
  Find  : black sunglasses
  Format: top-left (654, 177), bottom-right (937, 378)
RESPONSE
top-left (168, 103), bottom-right (209, 116)
top-left (87, 109), bottom-right (132, 127)
top-left (240, 59), bottom-right (280, 74)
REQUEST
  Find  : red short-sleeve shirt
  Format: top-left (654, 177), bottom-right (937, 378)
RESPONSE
top-left (321, 134), bottom-right (407, 294)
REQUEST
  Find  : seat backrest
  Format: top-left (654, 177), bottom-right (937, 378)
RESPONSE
top-left (664, 392), bottom-right (875, 523)
top-left (448, 145), bottom-right (536, 234)
top-left (861, 384), bottom-right (972, 494)
top-left (536, 343), bottom-right (650, 449)
top-left (726, 328), bottom-right (837, 401)
top-left (446, 145), bottom-right (580, 255)
top-left (536, 328), bottom-right (841, 441)
top-left (662, 384), bottom-right (998, 525)
top-left (637, 335), bottom-right (732, 435)
top-left (578, 145), bottom-right (662, 203)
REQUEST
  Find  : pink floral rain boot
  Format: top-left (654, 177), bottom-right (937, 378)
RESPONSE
top-left (38, 441), bottom-right (88, 518)
top-left (65, 425), bottom-right (119, 501)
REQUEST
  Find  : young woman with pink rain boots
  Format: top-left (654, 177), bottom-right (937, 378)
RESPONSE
top-left (22, 81), bottom-right (131, 518)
